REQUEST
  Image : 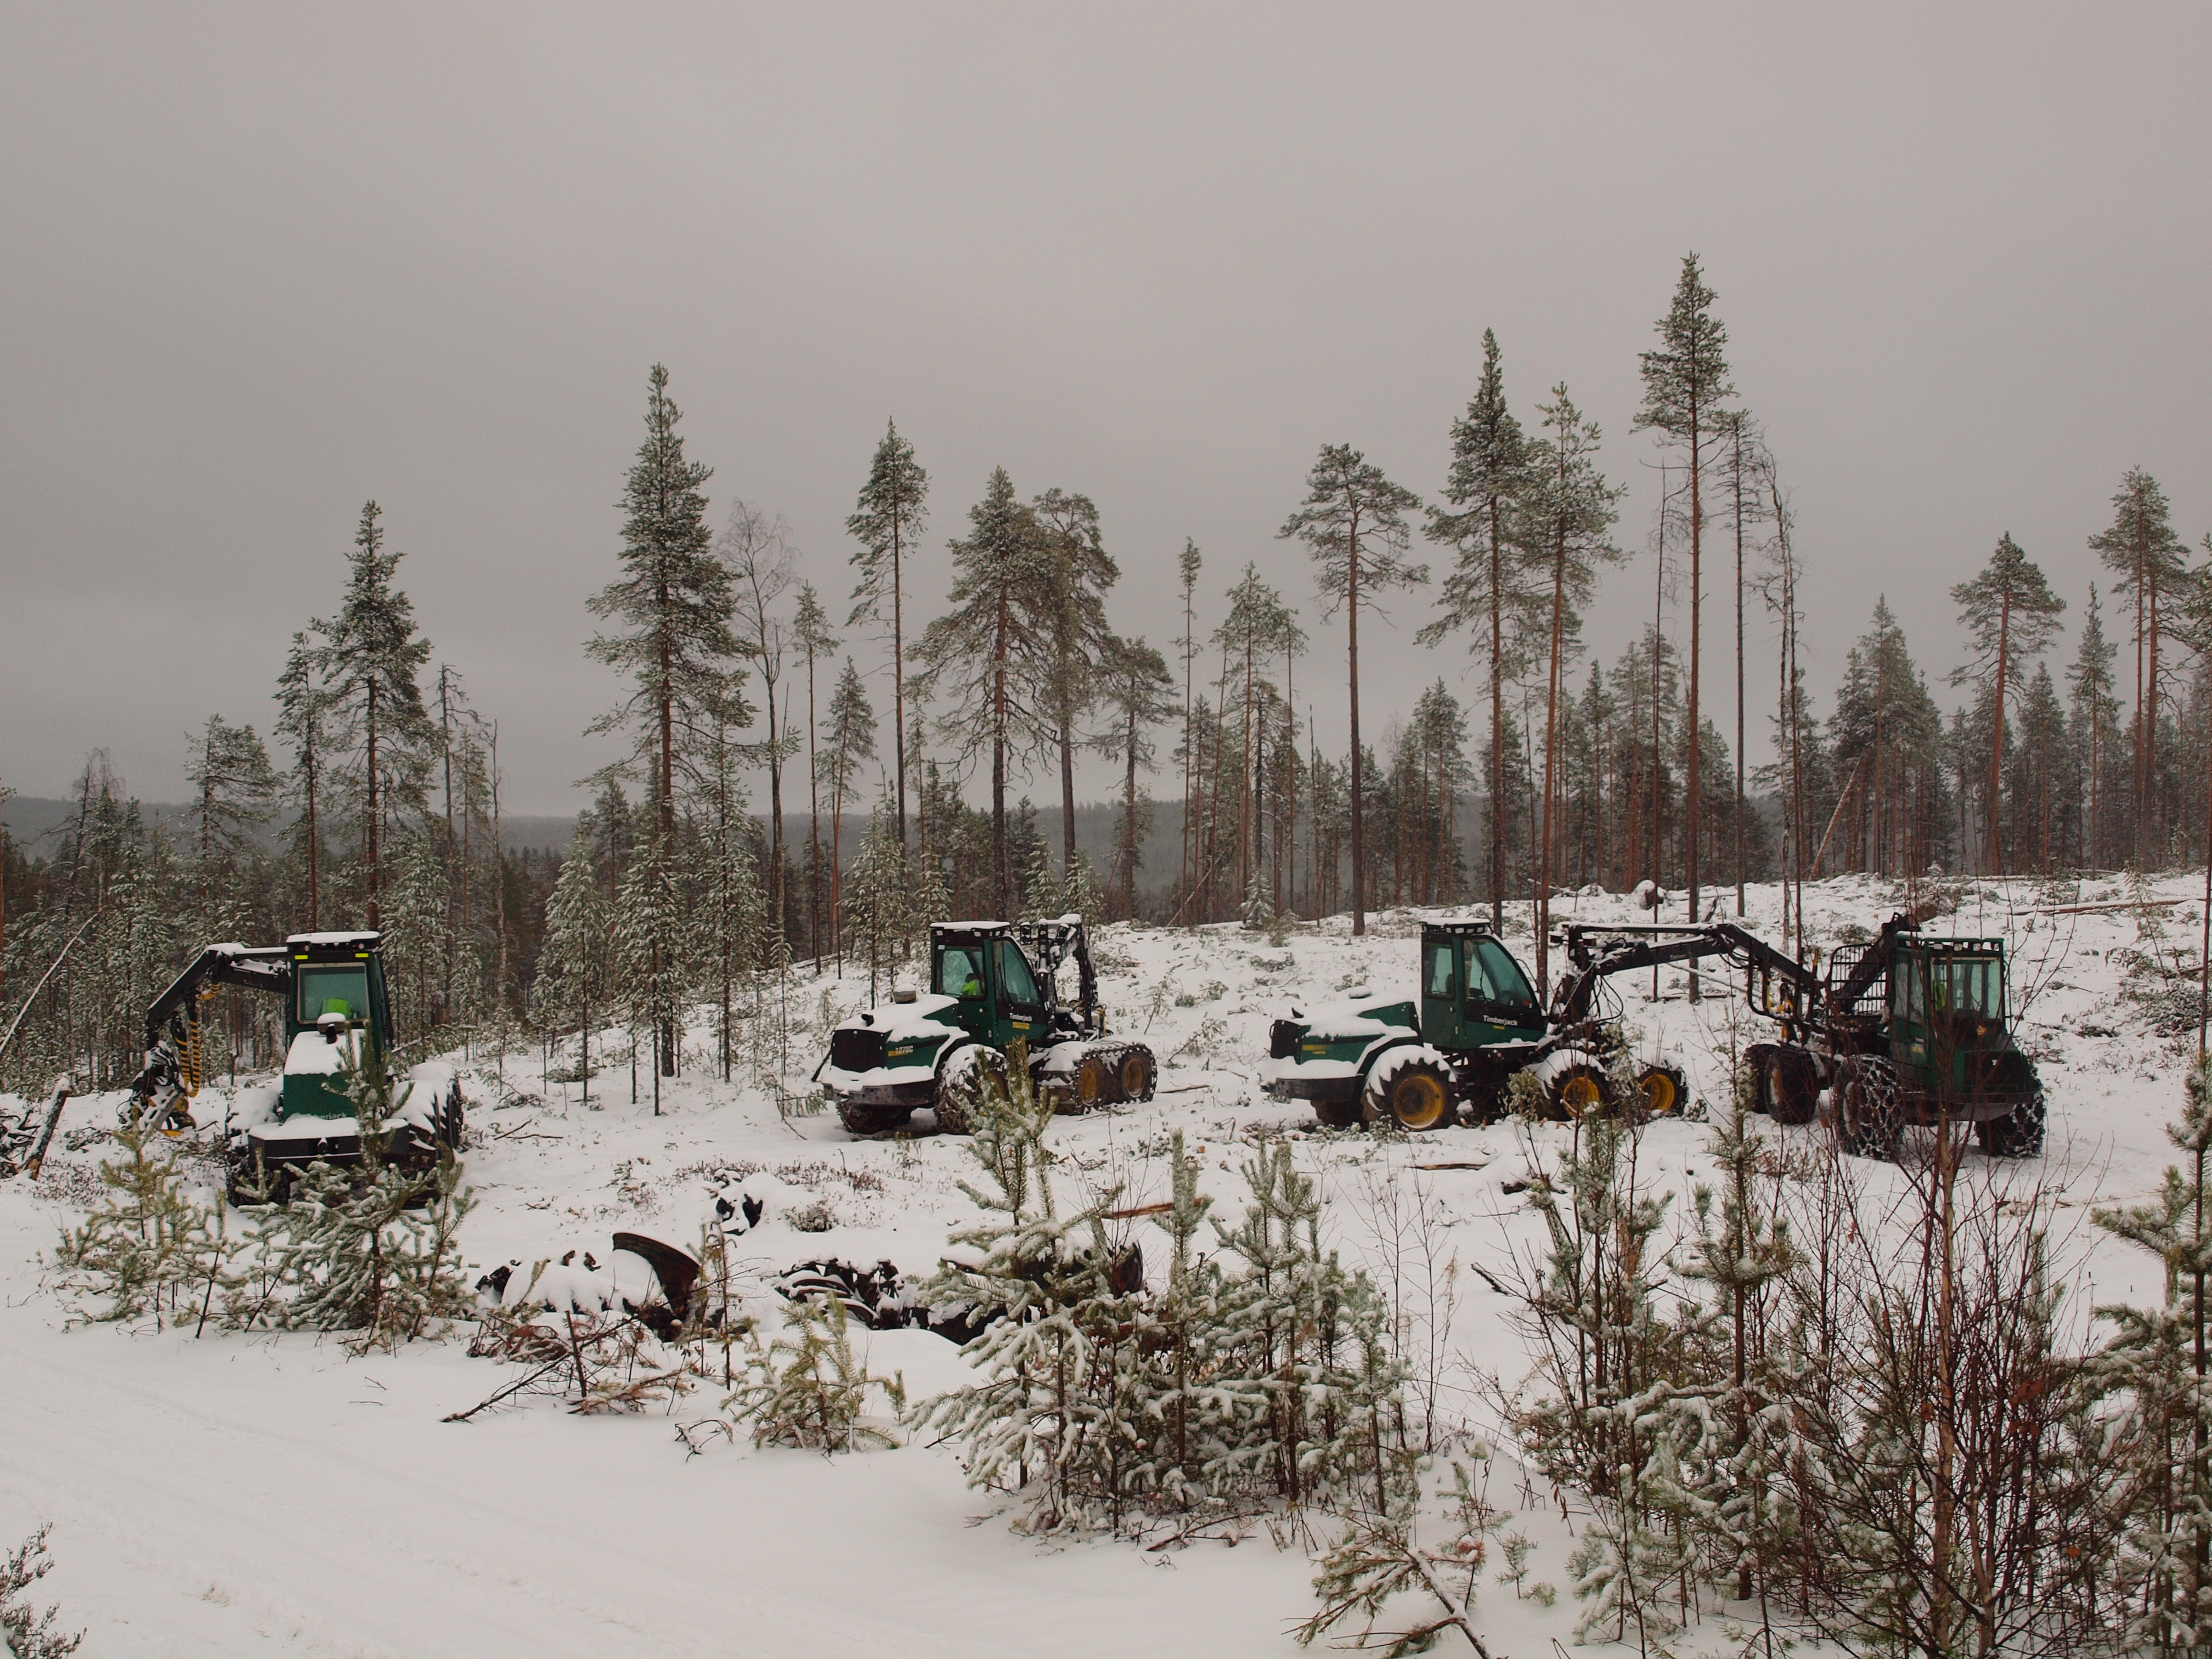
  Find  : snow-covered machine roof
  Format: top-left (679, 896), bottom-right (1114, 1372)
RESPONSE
top-left (285, 931), bottom-right (382, 949)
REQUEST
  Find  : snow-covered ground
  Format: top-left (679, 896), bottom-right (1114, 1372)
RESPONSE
top-left (2, 871), bottom-right (2205, 1655)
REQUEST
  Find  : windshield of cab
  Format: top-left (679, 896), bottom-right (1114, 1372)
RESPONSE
top-left (1470, 939), bottom-right (1538, 1012)
top-left (297, 963), bottom-right (370, 1025)
top-left (936, 946), bottom-right (986, 999)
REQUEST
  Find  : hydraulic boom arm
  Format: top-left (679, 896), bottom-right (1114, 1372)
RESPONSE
top-left (1550, 922), bottom-right (1824, 1030)
top-left (127, 944), bottom-right (293, 1126)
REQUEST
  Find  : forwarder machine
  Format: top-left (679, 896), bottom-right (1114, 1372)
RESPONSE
top-left (127, 931), bottom-right (465, 1198)
top-left (819, 917), bottom-right (1157, 1137)
top-left (1547, 907), bottom-right (2045, 1160)
top-left (1262, 920), bottom-right (1693, 1132)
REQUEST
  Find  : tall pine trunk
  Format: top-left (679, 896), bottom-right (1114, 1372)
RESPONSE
top-left (1346, 512), bottom-right (1366, 936)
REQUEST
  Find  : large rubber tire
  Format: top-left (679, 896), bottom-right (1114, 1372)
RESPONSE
top-left (1313, 1097), bottom-right (1364, 1129)
top-left (1368, 1058), bottom-right (1455, 1132)
top-left (1743, 1043), bottom-right (1778, 1115)
top-left (1976, 1093), bottom-right (2046, 1159)
top-left (1634, 1063), bottom-right (1688, 1120)
top-left (1065, 1053), bottom-right (1114, 1114)
top-left (837, 1098), bottom-right (911, 1137)
top-left (1116, 1046), bottom-right (1157, 1103)
top-left (932, 1045), bottom-right (1008, 1136)
top-left (1544, 1061), bottom-right (1613, 1122)
top-left (1768, 1046), bottom-right (1820, 1126)
top-left (1833, 1056), bottom-right (1902, 1161)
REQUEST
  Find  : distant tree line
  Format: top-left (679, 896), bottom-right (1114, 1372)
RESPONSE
top-left (5, 257), bottom-right (2211, 1088)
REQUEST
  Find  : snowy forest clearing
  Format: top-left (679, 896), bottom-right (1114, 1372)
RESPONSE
top-left (3, 871), bottom-right (2209, 1656)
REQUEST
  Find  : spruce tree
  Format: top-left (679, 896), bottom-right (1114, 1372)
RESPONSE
top-left (587, 365), bottom-right (742, 1072)
top-left (535, 823), bottom-right (610, 1105)
top-left (1420, 328), bottom-right (1542, 932)
top-left (820, 659), bottom-right (876, 964)
top-left (612, 840), bottom-right (686, 1114)
top-left (314, 500), bottom-right (433, 930)
top-left (2068, 584), bottom-right (2121, 868)
top-left (913, 469), bottom-right (1052, 919)
top-left (845, 419), bottom-right (929, 845)
top-left (1522, 385), bottom-right (1624, 992)
top-left (183, 714), bottom-right (275, 939)
top-left (792, 582), bottom-right (837, 954)
top-left (1949, 532), bottom-right (2065, 873)
top-left (1279, 445), bottom-right (1426, 935)
top-left (1096, 635), bottom-right (1175, 918)
top-left (1635, 256), bottom-right (1737, 970)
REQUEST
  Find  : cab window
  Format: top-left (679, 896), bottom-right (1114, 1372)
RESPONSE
top-left (1470, 939), bottom-right (1538, 1013)
top-left (936, 947), bottom-right (986, 1000)
top-left (1424, 942), bottom-right (1455, 998)
top-left (1949, 958), bottom-right (2001, 1017)
top-left (994, 940), bottom-right (1042, 1006)
top-left (1894, 958), bottom-right (1925, 1023)
top-left (297, 963), bottom-right (370, 1025)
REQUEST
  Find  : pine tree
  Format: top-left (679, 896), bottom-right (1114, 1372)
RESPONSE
top-left (1949, 532), bottom-right (2065, 872)
top-left (1279, 445), bottom-right (1426, 935)
top-left (53, 1123), bottom-right (221, 1327)
top-left (1030, 488), bottom-right (1119, 883)
top-left (181, 714), bottom-right (275, 941)
top-left (1421, 328), bottom-right (1542, 932)
top-left (1176, 540), bottom-right (1203, 907)
top-left (275, 1039), bottom-right (474, 1349)
top-left (721, 501), bottom-right (798, 950)
top-left (2090, 468), bottom-right (2193, 860)
top-left (846, 418), bottom-right (929, 846)
top-left (729, 1291), bottom-right (905, 1452)
top-left (2091, 1054), bottom-right (2212, 1650)
top-left (0, 1525), bottom-right (82, 1658)
top-left (1636, 256), bottom-right (1737, 973)
top-left (314, 500), bottom-right (433, 930)
top-left (1523, 385), bottom-right (1624, 992)
top-left (914, 468), bottom-right (1052, 919)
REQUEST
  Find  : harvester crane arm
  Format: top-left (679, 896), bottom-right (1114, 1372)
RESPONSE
top-left (127, 944), bottom-right (294, 1127)
top-left (1550, 922), bottom-right (1821, 1029)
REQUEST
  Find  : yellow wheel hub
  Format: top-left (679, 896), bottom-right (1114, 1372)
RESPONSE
top-left (1391, 1073), bottom-right (1448, 1131)
top-left (1120, 1053), bottom-right (1149, 1097)
top-left (1074, 1062), bottom-right (1103, 1104)
top-left (1639, 1070), bottom-right (1679, 1116)
top-left (1559, 1074), bottom-right (1603, 1116)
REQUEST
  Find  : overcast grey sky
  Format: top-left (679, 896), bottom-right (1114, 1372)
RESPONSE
top-left (4, 3), bottom-right (2206, 815)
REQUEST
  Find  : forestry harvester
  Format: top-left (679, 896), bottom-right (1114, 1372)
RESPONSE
top-left (127, 930), bottom-right (464, 1197)
top-left (1262, 920), bottom-right (1691, 1131)
top-left (817, 917), bottom-right (1156, 1137)
top-left (1262, 906), bottom-right (2045, 1159)
top-left (1549, 908), bottom-right (2045, 1159)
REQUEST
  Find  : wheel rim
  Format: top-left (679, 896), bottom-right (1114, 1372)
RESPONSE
top-left (1639, 1070), bottom-right (1678, 1116)
top-left (1120, 1053), bottom-right (1148, 1096)
top-left (1392, 1073), bottom-right (1448, 1130)
top-left (1074, 1062), bottom-right (1101, 1104)
top-left (1560, 1073), bottom-right (1602, 1117)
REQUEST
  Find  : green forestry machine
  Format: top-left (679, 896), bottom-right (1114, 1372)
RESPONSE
top-left (1547, 909), bottom-right (2045, 1159)
top-left (1262, 920), bottom-right (1692, 1131)
top-left (127, 931), bottom-right (465, 1196)
top-left (818, 917), bottom-right (1157, 1137)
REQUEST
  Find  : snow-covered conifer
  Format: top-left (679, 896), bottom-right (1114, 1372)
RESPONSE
top-left (728, 1293), bottom-right (904, 1453)
top-left (52, 1123), bottom-right (221, 1328)
top-left (535, 823), bottom-right (610, 1102)
top-left (612, 839), bottom-right (687, 1111)
top-left (0, 1525), bottom-right (82, 1658)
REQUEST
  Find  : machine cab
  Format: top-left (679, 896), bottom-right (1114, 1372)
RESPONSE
top-left (931, 923), bottom-right (1048, 1049)
top-left (1419, 922), bottom-right (1545, 1049)
top-left (281, 932), bottom-right (395, 1119)
top-left (1887, 938), bottom-right (2010, 1082)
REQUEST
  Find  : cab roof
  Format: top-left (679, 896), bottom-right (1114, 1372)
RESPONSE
top-left (1420, 920), bottom-right (1500, 939)
top-left (932, 921), bottom-right (1010, 939)
top-left (286, 931), bottom-right (382, 953)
